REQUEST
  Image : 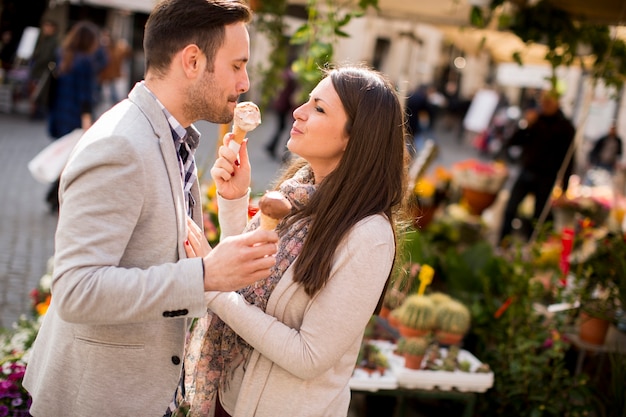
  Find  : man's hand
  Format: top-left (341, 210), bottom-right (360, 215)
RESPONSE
top-left (200, 229), bottom-right (278, 291)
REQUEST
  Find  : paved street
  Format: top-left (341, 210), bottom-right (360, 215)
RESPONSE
top-left (0, 100), bottom-right (485, 331)
top-left (0, 113), bottom-right (58, 328)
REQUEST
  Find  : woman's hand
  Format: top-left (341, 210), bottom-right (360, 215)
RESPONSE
top-left (185, 216), bottom-right (212, 258)
top-left (210, 132), bottom-right (251, 200)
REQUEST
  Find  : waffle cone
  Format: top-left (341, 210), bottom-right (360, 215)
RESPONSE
top-left (259, 213), bottom-right (280, 230)
top-left (232, 125), bottom-right (247, 145)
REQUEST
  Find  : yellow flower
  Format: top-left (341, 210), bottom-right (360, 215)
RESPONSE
top-left (206, 182), bottom-right (217, 199)
top-left (414, 178), bottom-right (436, 198)
top-left (36, 295), bottom-right (51, 316)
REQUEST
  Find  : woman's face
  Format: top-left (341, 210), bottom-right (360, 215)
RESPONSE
top-left (287, 77), bottom-right (349, 182)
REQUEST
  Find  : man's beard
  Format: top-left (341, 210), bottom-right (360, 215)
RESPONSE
top-left (183, 71), bottom-right (235, 124)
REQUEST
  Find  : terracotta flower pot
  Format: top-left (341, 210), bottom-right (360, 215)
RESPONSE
top-left (399, 325), bottom-right (430, 338)
top-left (388, 313), bottom-right (400, 329)
top-left (435, 330), bottom-right (464, 346)
top-left (404, 353), bottom-right (424, 370)
top-left (579, 311), bottom-right (610, 345)
top-left (461, 187), bottom-right (497, 215)
top-left (413, 204), bottom-right (436, 229)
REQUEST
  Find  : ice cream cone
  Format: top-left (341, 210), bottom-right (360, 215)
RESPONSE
top-left (257, 190), bottom-right (292, 231)
top-left (232, 125), bottom-right (248, 145)
top-left (259, 213), bottom-right (280, 231)
top-left (228, 101), bottom-right (261, 153)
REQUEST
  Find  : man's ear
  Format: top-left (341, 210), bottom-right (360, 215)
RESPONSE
top-left (180, 44), bottom-right (203, 79)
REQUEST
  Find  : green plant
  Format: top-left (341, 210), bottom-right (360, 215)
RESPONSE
top-left (427, 291), bottom-right (453, 306)
top-left (434, 298), bottom-right (471, 336)
top-left (399, 336), bottom-right (430, 356)
top-left (357, 342), bottom-right (389, 371)
top-left (289, 0), bottom-right (378, 103)
top-left (568, 229), bottom-right (626, 323)
top-left (398, 294), bottom-right (437, 333)
top-left (404, 222), bottom-right (596, 415)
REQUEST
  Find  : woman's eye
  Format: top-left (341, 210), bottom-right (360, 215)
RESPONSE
top-left (315, 106), bottom-right (325, 113)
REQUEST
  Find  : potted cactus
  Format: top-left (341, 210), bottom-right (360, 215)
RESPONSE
top-left (387, 307), bottom-right (402, 330)
top-left (398, 294), bottom-right (436, 338)
top-left (399, 336), bottom-right (429, 370)
top-left (428, 291), bottom-right (453, 306)
top-left (434, 298), bottom-right (471, 346)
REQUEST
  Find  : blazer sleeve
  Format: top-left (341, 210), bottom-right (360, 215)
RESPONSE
top-left (206, 215), bottom-right (394, 379)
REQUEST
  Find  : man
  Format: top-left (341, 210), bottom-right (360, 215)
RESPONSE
top-left (585, 122), bottom-right (623, 185)
top-left (23, 1), bottom-right (278, 416)
top-left (498, 89), bottom-right (575, 244)
top-left (28, 18), bottom-right (59, 118)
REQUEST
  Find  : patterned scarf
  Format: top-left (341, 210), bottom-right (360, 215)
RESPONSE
top-left (172, 166), bottom-right (316, 417)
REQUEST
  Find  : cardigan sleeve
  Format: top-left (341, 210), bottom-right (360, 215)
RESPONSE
top-left (217, 190), bottom-right (250, 239)
top-left (206, 215), bottom-right (394, 379)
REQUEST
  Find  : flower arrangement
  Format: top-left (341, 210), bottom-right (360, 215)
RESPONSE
top-left (413, 166), bottom-right (452, 207)
top-left (0, 258), bottom-right (52, 417)
top-left (451, 159), bottom-right (508, 194)
top-left (201, 182), bottom-right (221, 247)
top-left (0, 315), bottom-right (42, 416)
top-left (28, 258), bottom-right (52, 318)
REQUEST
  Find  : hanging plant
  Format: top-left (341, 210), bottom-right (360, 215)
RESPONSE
top-left (251, 0), bottom-right (378, 108)
top-left (289, 0), bottom-right (378, 103)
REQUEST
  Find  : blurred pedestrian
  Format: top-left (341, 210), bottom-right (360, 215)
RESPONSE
top-left (584, 122), bottom-right (623, 186)
top-left (264, 67), bottom-right (297, 160)
top-left (498, 89), bottom-right (575, 245)
top-left (405, 84), bottom-right (438, 157)
top-left (0, 29), bottom-right (15, 71)
top-left (98, 28), bottom-right (131, 106)
top-left (45, 20), bottom-right (101, 212)
top-left (28, 19), bottom-right (59, 119)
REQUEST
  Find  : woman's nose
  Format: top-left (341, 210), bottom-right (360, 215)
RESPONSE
top-left (293, 104), bottom-right (306, 120)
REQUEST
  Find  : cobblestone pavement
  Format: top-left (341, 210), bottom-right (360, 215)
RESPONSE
top-left (0, 113), bottom-right (58, 328)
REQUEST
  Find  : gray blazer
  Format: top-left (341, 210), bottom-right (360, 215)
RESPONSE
top-left (23, 83), bottom-right (208, 416)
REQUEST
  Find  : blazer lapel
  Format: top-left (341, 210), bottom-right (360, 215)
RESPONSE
top-left (129, 84), bottom-right (188, 260)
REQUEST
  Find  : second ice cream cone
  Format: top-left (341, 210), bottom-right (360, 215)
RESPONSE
top-left (257, 191), bottom-right (292, 231)
top-left (259, 214), bottom-right (280, 231)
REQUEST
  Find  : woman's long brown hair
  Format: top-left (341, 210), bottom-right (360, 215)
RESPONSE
top-left (58, 21), bottom-right (100, 74)
top-left (277, 65), bottom-right (409, 298)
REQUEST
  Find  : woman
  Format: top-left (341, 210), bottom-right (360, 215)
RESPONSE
top-left (176, 65), bottom-right (408, 417)
top-left (45, 20), bottom-right (100, 212)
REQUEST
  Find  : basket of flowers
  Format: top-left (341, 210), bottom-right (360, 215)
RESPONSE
top-left (451, 159), bottom-right (508, 215)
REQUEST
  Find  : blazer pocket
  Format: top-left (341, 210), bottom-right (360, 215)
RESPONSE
top-left (75, 336), bottom-right (144, 349)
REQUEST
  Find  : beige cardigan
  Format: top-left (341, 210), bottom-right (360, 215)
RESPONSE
top-left (207, 195), bottom-right (395, 417)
